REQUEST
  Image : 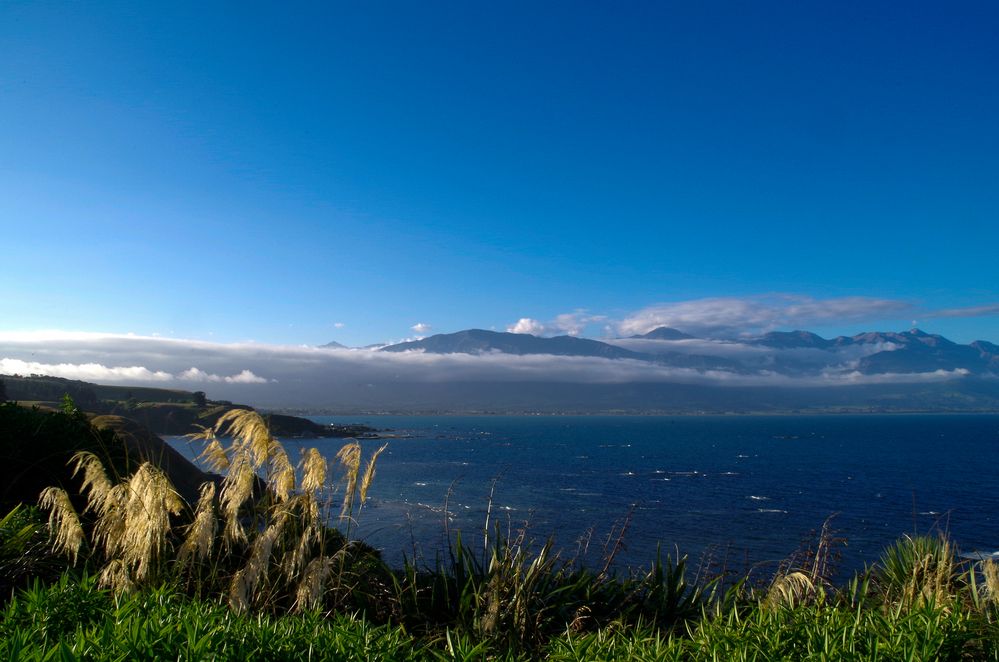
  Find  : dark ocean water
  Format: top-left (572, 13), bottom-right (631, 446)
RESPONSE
top-left (167, 414), bottom-right (999, 579)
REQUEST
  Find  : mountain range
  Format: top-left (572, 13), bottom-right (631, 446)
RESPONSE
top-left (367, 327), bottom-right (999, 378)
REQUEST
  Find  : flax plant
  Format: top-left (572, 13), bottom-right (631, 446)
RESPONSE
top-left (876, 534), bottom-right (957, 609)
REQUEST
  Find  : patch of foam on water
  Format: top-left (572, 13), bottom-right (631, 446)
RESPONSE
top-left (961, 551), bottom-right (999, 561)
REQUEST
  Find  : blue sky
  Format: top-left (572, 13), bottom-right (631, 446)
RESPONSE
top-left (3, 1), bottom-right (998, 346)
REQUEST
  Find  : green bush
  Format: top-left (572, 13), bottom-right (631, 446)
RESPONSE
top-left (0, 505), bottom-right (65, 601)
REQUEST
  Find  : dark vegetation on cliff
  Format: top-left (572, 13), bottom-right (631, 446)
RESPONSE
top-left (0, 374), bottom-right (374, 438)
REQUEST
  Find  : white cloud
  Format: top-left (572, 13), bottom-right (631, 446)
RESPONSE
top-left (224, 369), bottom-right (268, 384)
top-left (819, 368), bottom-right (970, 385)
top-left (507, 311), bottom-right (607, 337)
top-left (553, 312), bottom-right (606, 336)
top-left (0, 358), bottom-right (174, 383)
top-left (929, 304), bottom-right (999, 319)
top-left (411, 322), bottom-right (432, 335)
top-left (333, 322), bottom-right (346, 329)
top-left (618, 295), bottom-right (912, 338)
top-left (508, 318), bottom-right (547, 335)
top-left (178, 367), bottom-right (223, 382)
top-left (0, 351), bottom-right (270, 386)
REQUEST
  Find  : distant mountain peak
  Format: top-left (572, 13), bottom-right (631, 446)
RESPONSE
top-left (752, 330), bottom-right (831, 349)
top-left (379, 328), bottom-right (645, 360)
top-left (972, 340), bottom-right (999, 354)
top-left (633, 327), bottom-right (695, 341)
top-left (319, 340), bottom-right (347, 349)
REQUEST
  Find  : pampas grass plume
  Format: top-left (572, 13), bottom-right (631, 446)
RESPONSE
top-left (295, 555), bottom-right (332, 612)
top-left (38, 487), bottom-right (84, 564)
top-left (178, 482), bottom-right (217, 566)
top-left (336, 442), bottom-right (362, 519)
top-left (300, 448), bottom-right (327, 493)
top-left (71, 451), bottom-right (113, 513)
top-left (359, 443), bottom-right (388, 508)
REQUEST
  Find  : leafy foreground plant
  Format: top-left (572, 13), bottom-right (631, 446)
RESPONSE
top-left (0, 504), bottom-right (64, 600)
top-left (544, 601), bottom-right (999, 661)
top-left (0, 576), bottom-right (428, 661)
top-left (392, 526), bottom-right (706, 655)
top-left (4, 571), bottom-right (999, 661)
top-left (876, 534), bottom-right (959, 609)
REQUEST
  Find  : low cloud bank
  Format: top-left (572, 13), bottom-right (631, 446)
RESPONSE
top-left (0, 358), bottom-right (174, 383)
top-left (0, 331), bottom-right (971, 407)
top-left (0, 357), bottom-right (268, 385)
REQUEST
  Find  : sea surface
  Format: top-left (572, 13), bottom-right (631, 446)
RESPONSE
top-left (166, 414), bottom-right (999, 580)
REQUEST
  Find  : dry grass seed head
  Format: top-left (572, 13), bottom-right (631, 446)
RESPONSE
top-left (187, 423), bottom-right (217, 443)
top-left (764, 571), bottom-right (816, 610)
top-left (359, 443), bottom-right (388, 507)
top-left (285, 531), bottom-right (317, 579)
top-left (220, 451), bottom-right (255, 545)
top-left (93, 484), bottom-right (129, 556)
top-left (198, 438), bottom-right (230, 473)
top-left (98, 558), bottom-right (135, 593)
top-left (295, 555), bottom-right (333, 612)
top-left (230, 512), bottom-right (288, 606)
top-left (215, 409), bottom-right (273, 469)
top-left (336, 442), bottom-right (362, 519)
top-left (229, 567), bottom-right (250, 612)
top-left (178, 482), bottom-right (217, 566)
top-left (982, 559), bottom-right (999, 605)
top-left (38, 487), bottom-right (84, 564)
top-left (189, 424), bottom-right (230, 472)
top-left (284, 497), bottom-right (320, 579)
top-left (300, 447), bottom-right (327, 494)
top-left (120, 463), bottom-right (184, 582)
top-left (269, 442), bottom-right (295, 502)
top-left (336, 441), bottom-right (361, 478)
top-left (70, 451), bottom-right (113, 514)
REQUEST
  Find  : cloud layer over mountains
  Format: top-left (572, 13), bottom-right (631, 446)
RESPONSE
top-left (1, 323), bottom-right (994, 412)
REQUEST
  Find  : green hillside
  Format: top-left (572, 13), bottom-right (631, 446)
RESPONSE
top-left (1, 374), bottom-right (196, 407)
